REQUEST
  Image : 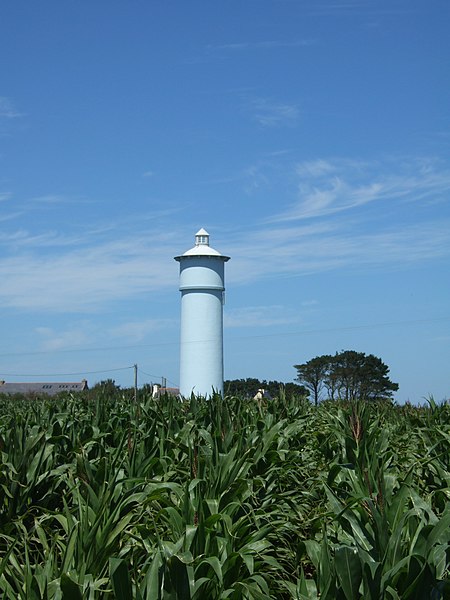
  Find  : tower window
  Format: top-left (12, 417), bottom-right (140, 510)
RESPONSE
top-left (195, 234), bottom-right (209, 246)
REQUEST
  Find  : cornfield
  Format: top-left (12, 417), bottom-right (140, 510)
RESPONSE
top-left (0, 389), bottom-right (448, 598)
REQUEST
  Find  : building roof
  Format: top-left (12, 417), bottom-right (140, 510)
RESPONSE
top-left (0, 380), bottom-right (88, 397)
top-left (151, 385), bottom-right (180, 398)
top-left (181, 245), bottom-right (226, 258)
top-left (195, 227), bottom-right (209, 237)
top-left (174, 228), bottom-right (230, 261)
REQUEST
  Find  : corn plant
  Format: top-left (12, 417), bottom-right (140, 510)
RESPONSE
top-left (0, 391), bottom-right (448, 598)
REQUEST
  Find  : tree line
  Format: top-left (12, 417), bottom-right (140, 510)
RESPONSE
top-left (294, 350), bottom-right (399, 405)
top-left (92, 349), bottom-right (399, 405)
top-left (224, 378), bottom-right (307, 399)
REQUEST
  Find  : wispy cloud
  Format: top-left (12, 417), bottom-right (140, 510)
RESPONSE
top-left (225, 305), bottom-right (304, 328)
top-left (249, 97), bottom-right (299, 128)
top-left (1, 156), bottom-right (449, 314)
top-left (308, 0), bottom-right (371, 12)
top-left (305, 0), bottom-right (413, 17)
top-left (0, 228), bottom-right (88, 248)
top-left (109, 318), bottom-right (176, 342)
top-left (242, 164), bottom-right (270, 194)
top-left (211, 40), bottom-right (314, 51)
top-left (0, 97), bottom-right (24, 118)
top-left (187, 39), bottom-right (314, 65)
top-left (0, 229), bottom-right (180, 312)
top-left (0, 193), bottom-right (22, 222)
top-left (35, 325), bottom-right (92, 352)
top-left (227, 218), bottom-right (450, 286)
top-left (28, 194), bottom-right (72, 205)
top-left (0, 211), bottom-right (23, 223)
top-left (2, 210), bottom-right (449, 314)
top-left (34, 316), bottom-right (177, 352)
top-left (222, 156), bottom-right (450, 282)
top-left (269, 157), bottom-right (450, 222)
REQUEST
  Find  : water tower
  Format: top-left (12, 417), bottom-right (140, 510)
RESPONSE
top-left (175, 228), bottom-right (230, 397)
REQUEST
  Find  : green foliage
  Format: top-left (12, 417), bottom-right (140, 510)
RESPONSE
top-left (295, 350), bottom-right (399, 403)
top-left (224, 378), bottom-right (307, 399)
top-left (0, 392), bottom-right (448, 598)
top-left (294, 355), bottom-right (332, 405)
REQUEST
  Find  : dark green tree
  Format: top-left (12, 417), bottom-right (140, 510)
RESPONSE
top-left (295, 351), bottom-right (398, 403)
top-left (89, 379), bottom-right (121, 396)
top-left (265, 380), bottom-right (308, 399)
top-left (294, 355), bottom-right (332, 406)
top-left (224, 378), bottom-right (261, 397)
top-left (224, 378), bottom-right (307, 399)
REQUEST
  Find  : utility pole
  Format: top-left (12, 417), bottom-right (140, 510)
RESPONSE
top-left (134, 364), bottom-right (138, 402)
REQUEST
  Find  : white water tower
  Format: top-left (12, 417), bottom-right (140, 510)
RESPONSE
top-left (175, 228), bottom-right (230, 397)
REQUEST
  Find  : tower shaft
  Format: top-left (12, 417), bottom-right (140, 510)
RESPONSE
top-left (179, 288), bottom-right (224, 396)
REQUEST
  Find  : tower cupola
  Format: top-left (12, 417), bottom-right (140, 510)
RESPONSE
top-left (195, 228), bottom-right (210, 246)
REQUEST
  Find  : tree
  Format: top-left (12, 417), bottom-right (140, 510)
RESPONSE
top-left (90, 379), bottom-right (121, 396)
top-left (294, 351), bottom-right (398, 403)
top-left (224, 378), bottom-right (307, 399)
top-left (224, 378), bottom-right (261, 397)
top-left (294, 355), bottom-right (332, 406)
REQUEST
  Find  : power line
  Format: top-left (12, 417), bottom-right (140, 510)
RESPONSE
top-left (137, 370), bottom-right (179, 389)
top-left (0, 316), bottom-right (449, 359)
top-left (0, 339), bottom-right (179, 359)
top-left (0, 365), bottom-right (179, 387)
top-left (139, 369), bottom-right (163, 379)
top-left (136, 373), bottom-right (179, 389)
top-left (0, 366), bottom-right (134, 378)
top-left (164, 378), bottom-right (179, 388)
top-left (226, 316), bottom-right (450, 343)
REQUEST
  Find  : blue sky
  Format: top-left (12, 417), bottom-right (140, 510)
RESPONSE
top-left (1, 0), bottom-right (449, 403)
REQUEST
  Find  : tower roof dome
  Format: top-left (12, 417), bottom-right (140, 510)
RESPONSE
top-left (175, 228), bottom-right (230, 261)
